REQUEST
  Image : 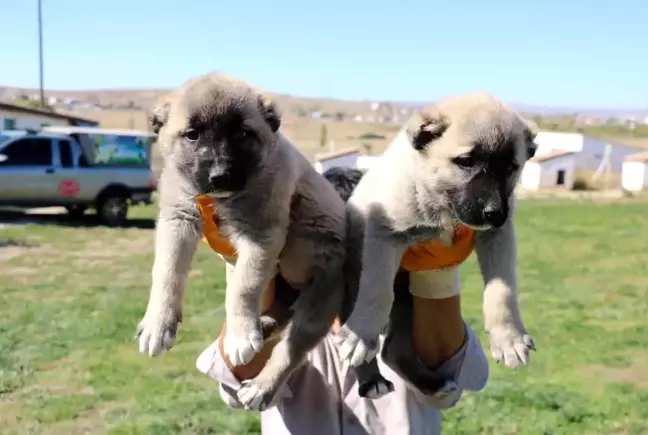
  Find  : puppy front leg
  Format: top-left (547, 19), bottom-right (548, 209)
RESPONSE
top-left (137, 214), bottom-right (200, 357)
top-left (224, 233), bottom-right (283, 367)
top-left (475, 219), bottom-right (535, 368)
top-left (336, 227), bottom-right (405, 367)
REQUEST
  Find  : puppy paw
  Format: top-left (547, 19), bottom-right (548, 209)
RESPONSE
top-left (334, 325), bottom-right (380, 367)
top-left (135, 310), bottom-right (180, 357)
top-left (237, 379), bottom-right (279, 412)
top-left (358, 375), bottom-right (395, 400)
top-left (487, 324), bottom-right (535, 368)
top-left (223, 321), bottom-right (263, 366)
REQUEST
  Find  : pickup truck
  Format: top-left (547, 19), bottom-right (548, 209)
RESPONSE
top-left (0, 129), bottom-right (156, 226)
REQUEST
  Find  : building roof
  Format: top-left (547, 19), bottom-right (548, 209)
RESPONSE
top-left (624, 151), bottom-right (648, 163)
top-left (529, 149), bottom-right (576, 163)
top-left (0, 102), bottom-right (98, 126)
top-left (314, 147), bottom-right (360, 162)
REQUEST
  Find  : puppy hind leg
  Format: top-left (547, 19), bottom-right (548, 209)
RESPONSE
top-left (355, 359), bottom-right (394, 399)
top-left (237, 257), bottom-right (345, 411)
top-left (260, 274), bottom-right (299, 341)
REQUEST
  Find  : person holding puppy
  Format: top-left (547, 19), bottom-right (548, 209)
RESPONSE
top-left (196, 166), bottom-right (490, 435)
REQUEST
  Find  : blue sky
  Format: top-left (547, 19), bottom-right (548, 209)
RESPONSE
top-left (1, 0), bottom-right (647, 108)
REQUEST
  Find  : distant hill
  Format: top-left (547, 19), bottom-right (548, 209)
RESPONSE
top-left (2, 85), bottom-right (646, 121)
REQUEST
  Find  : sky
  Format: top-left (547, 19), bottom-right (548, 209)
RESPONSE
top-left (1, 0), bottom-right (647, 109)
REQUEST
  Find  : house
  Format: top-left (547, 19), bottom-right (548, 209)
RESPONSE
top-left (621, 151), bottom-right (648, 192)
top-left (520, 150), bottom-right (577, 190)
top-left (0, 102), bottom-right (98, 131)
top-left (533, 131), bottom-right (640, 173)
top-left (313, 147), bottom-right (361, 173)
top-left (519, 131), bottom-right (645, 190)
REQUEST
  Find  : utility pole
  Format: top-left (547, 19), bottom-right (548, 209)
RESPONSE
top-left (38, 0), bottom-right (45, 108)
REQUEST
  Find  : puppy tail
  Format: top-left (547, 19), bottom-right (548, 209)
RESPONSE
top-left (321, 166), bottom-right (366, 323)
top-left (321, 167), bottom-right (365, 203)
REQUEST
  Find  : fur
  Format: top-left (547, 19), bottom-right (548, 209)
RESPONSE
top-left (334, 92), bottom-right (538, 377)
top-left (136, 72), bottom-right (352, 410)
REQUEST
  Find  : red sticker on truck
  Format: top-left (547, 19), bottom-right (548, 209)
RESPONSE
top-left (59, 179), bottom-right (80, 196)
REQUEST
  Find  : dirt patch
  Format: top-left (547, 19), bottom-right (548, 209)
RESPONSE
top-left (0, 238), bottom-right (41, 262)
top-left (43, 400), bottom-right (123, 435)
top-left (583, 352), bottom-right (648, 389)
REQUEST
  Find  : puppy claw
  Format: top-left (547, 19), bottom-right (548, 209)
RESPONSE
top-left (237, 380), bottom-right (276, 412)
top-left (223, 331), bottom-right (264, 366)
top-left (335, 326), bottom-right (379, 367)
top-left (487, 325), bottom-right (535, 368)
top-left (523, 335), bottom-right (536, 351)
top-left (135, 314), bottom-right (178, 357)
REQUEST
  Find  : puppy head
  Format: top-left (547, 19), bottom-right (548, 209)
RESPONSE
top-left (150, 72), bottom-right (281, 198)
top-left (405, 93), bottom-right (537, 230)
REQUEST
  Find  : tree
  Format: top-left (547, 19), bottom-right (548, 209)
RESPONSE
top-left (319, 123), bottom-right (328, 148)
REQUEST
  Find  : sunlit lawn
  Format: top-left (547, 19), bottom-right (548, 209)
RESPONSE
top-left (1, 199), bottom-right (647, 434)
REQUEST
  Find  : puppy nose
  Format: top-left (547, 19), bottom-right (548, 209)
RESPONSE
top-left (483, 206), bottom-right (507, 228)
top-left (209, 172), bottom-right (229, 188)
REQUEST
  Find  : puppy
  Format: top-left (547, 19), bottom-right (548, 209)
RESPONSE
top-left (136, 72), bottom-right (356, 410)
top-left (334, 93), bottom-right (538, 377)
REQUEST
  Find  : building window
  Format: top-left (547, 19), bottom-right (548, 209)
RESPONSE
top-left (3, 118), bottom-right (16, 130)
top-left (556, 170), bottom-right (566, 185)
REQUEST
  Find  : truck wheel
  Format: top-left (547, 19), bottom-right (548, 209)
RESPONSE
top-left (65, 204), bottom-right (87, 218)
top-left (97, 194), bottom-right (128, 227)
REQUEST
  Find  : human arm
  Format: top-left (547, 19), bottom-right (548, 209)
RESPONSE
top-left (410, 294), bottom-right (489, 409)
top-left (382, 267), bottom-right (489, 409)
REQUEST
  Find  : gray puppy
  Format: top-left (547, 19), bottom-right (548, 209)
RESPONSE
top-left (135, 72), bottom-right (357, 410)
top-left (335, 93), bottom-right (538, 375)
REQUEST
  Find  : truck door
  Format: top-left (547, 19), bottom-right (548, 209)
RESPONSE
top-left (49, 137), bottom-right (84, 204)
top-left (0, 136), bottom-right (57, 204)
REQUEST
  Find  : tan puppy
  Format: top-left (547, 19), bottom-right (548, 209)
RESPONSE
top-left (335, 93), bottom-right (538, 380)
top-left (135, 72), bottom-right (358, 410)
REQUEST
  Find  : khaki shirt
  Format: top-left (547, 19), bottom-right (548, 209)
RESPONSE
top-left (196, 323), bottom-right (489, 435)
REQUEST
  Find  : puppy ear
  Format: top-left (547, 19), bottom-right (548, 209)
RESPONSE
top-left (407, 109), bottom-right (450, 151)
top-left (149, 102), bottom-right (169, 135)
top-left (258, 95), bottom-right (281, 133)
top-left (522, 118), bottom-right (538, 160)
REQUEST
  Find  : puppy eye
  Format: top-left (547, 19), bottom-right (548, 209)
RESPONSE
top-left (183, 129), bottom-right (200, 142)
top-left (508, 162), bottom-right (520, 172)
top-left (234, 129), bottom-right (254, 141)
top-left (453, 155), bottom-right (474, 168)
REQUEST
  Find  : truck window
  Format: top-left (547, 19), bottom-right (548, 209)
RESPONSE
top-left (59, 139), bottom-right (73, 168)
top-left (0, 138), bottom-right (53, 166)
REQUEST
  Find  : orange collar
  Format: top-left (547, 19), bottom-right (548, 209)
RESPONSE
top-left (400, 225), bottom-right (476, 272)
top-left (197, 193), bottom-right (475, 271)
top-left (195, 195), bottom-right (238, 258)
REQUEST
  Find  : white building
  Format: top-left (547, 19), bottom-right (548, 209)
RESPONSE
top-left (532, 131), bottom-right (640, 173)
top-left (520, 150), bottom-right (577, 190)
top-left (519, 131), bottom-right (645, 190)
top-left (621, 151), bottom-right (648, 192)
top-left (0, 102), bottom-right (98, 130)
top-left (313, 147), bottom-right (361, 173)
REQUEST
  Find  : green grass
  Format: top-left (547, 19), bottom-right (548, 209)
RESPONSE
top-left (1, 199), bottom-right (647, 434)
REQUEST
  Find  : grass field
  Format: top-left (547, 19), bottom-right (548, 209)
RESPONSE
top-left (1, 199), bottom-right (648, 434)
